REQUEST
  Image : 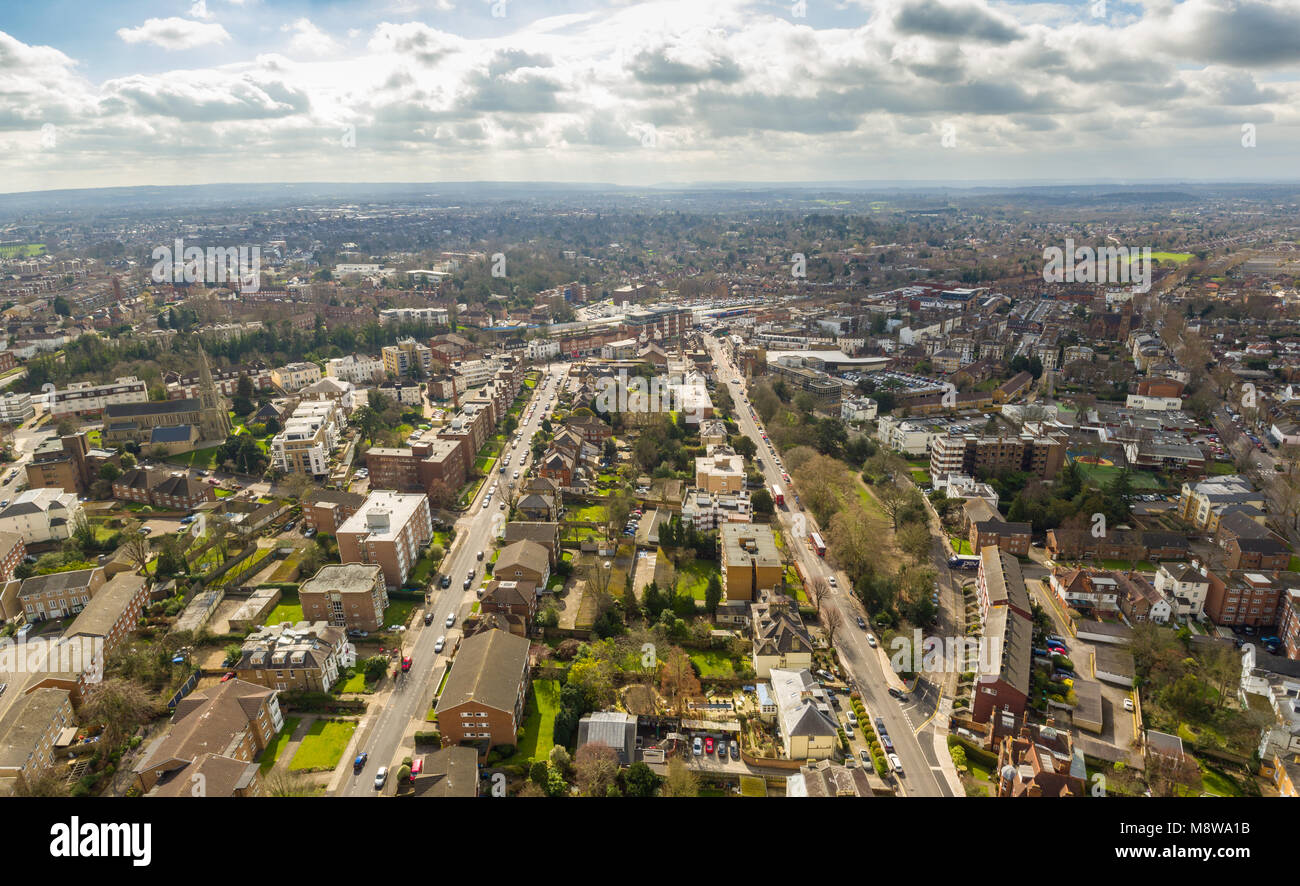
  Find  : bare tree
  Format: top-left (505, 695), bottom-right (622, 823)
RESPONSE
top-left (821, 606), bottom-right (843, 647)
top-left (573, 743), bottom-right (620, 797)
top-left (120, 522), bottom-right (152, 578)
top-left (807, 576), bottom-right (828, 613)
top-left (659, 646), bottom-right (701, 716)
top-left (80, 678), bottom-right (154, 752)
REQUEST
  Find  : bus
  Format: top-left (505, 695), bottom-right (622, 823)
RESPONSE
top-left (809, 532), bottom-right (826, 557)
top-left (770, 484), bottom-right (784, 507)
top-left (947, 554), bottom-right (981, 570)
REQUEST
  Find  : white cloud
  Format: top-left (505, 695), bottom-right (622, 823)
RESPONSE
top-left (283, 18), bottom-right (342, 57)
top-left (116, 17), bottom-right (231, 50)
top-left (189, 1), bottom-right (213, 21)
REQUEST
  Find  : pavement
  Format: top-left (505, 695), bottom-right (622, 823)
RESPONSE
top-left (332, 365), bottom-right (568, 796)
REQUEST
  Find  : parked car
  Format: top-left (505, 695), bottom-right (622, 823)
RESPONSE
top-left (865, 633), bottom-right (877, 648)
top-left (353, 752), bottom-right (368, 773)
top-left (1123, 697), bottom-right (1135, 712)
top-left (445, 612), bottom-right (456, 628)
top-left (424, 611), bottom-right (434, 625)
top-left (881, 734), bottom-right (894, 751)
top-left (374, 767), bottom-right (388, 790)
top-left (856, 616), bottom-right (867, 630)
top-left (888, 754), bottom-right (903, 776)
top-left (440, 575), bottom-right (451, 589)
top-left (347, 629), bottom-right (368, 639)
top-left (434, 636), bottom-right (446, 653)
top-left (729, 740), bottom-right (739, 760)
top-left (704, 736), bottom-right (714, 755)
top-left (477, 550), bottom-right (485, 560)
top-left (463, 579), bottom-right (472, 591)
top-left (693, 736), bottom-right (703, 756)
top-left (888, 687), bottom-right (907, 700)
top-left (401, 656), bottom-right (412, 672)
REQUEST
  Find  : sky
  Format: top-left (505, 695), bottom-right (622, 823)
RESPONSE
top-left (1, 0), bottom-right (1299, 192)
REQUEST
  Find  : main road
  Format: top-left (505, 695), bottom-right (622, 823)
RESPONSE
top-left (704, 336), bottom-right (955, 797)
top-left (338, 363), bottom-right (569, 796)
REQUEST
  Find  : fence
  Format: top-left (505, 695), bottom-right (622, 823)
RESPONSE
top-left (165, 669), bottom-right (201, 710)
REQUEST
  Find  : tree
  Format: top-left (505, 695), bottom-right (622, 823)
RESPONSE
top-left (806, 575), bottom-right (828, 613)
top-left (821, 606), bottom-right (843, 646)
top-left (751, 487), bottom-right (774, 515)
top-left (623, 761), bottom-right (661, 798)
top-left (704, 574), bottom-right (723, 616)
top-left (80, 678), bottom-right (154, 752)
top-left (898, 521), bottom-right (933, 565)
top-left (121, 522), bottom-right (152, 577)
top-left (573, 743), bottom-right (620, 797)
top-left (658, 646), bottom-right (702, 715)
top-left (661, 757), bottom-right (699, 797)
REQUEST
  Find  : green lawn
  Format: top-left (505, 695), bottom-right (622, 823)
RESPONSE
top-left (1071, 461), bottom-right (1163, 490)
top-left (266, 593), bottom-right (303, 625)
top-left (500, 679), bottom-right (560, 766)
top-left (676, 558), bottom-right (718, 601)
top-left (950, 537), bottom-right (973, 555)
top-left (166, 445), bottom-right (222, 470)
top-left (259, 716), bottom-right (303, 773)
top-left (337, 670), bottom-right (368, 693)
top-left (569, 503), bottom-right (607, 523)
top-left (288, 719), bottom-right (357, 772)
top-left (410, 556), bottom-right (439, 586)
top-left (383, 599), bottom-right (418, 629)
top-left (690, 650), bottom-right (738, 679)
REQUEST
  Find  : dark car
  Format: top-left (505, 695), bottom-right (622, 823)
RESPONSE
top-left (440, 575), bottom-right (451, 589)
top-left (856, 616), bottom-right (867, 630)
top-left (353, 752), bottom-right (368, 773)
top-left (729, 740), bottom-right (739, 761)
top-left (888, 687), bottom-right (907, 700)
top-left (424, 611), bottom-right (435, 625)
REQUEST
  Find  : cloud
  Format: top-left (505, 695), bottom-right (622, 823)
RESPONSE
top-left (116, 17), bottom-right (231, 51)
top-left (283, 19), bottom-right (342, 57)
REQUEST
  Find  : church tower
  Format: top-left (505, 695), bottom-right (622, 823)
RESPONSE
top-left (197, 345), bottom-right (232, 442)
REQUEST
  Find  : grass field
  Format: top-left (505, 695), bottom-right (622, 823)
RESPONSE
top-left (258, 716), bottom-right (303, 773)
top-left (288, 719), bottom-right (357, 772)
top-left (0, 243), bottom-right (45, 258)
top-left (266, 592), bottom-right (303, 625)
top-left (676, 557), bottom-right (718, 601)
top-left (500, 679), bottom-right (560, 766)
top-left (166, 445), bottom-right (222, 470)
top-left (690, 650), bottom-right (738, 678)
top-left (1071, 460), bottom-right (1163, 490)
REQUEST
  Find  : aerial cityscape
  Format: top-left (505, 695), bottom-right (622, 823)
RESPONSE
top-left (0, 0), bottom-right (1297, 834)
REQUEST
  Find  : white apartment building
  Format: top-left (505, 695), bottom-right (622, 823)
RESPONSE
top-left (1154, 562), bottom-right (1211, 620)
top-left (0, 489), bottom-right (85, 543)
top-left (841, 397), bottom-right (878, 422)
top-left (380, 307), bottom-right (449, 325)
top-left (681, 488), bottom-right (752, 530)
top-left (271, 400), bottom-right (341, 477)
top-left (272, 362), bottom-right (323, 392)
top-left (528, 338), bottom-right (561, 361)
top-left (452, 358), bottom-right (501, 389)
top-left (875, 415), bottom-right (933, 456)
top-left (325, 354), bottom-right (385, 385)
top-left (50, 377), bottom-right (148, 418)
top-left (0, 391), bottom-right (34, 424)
